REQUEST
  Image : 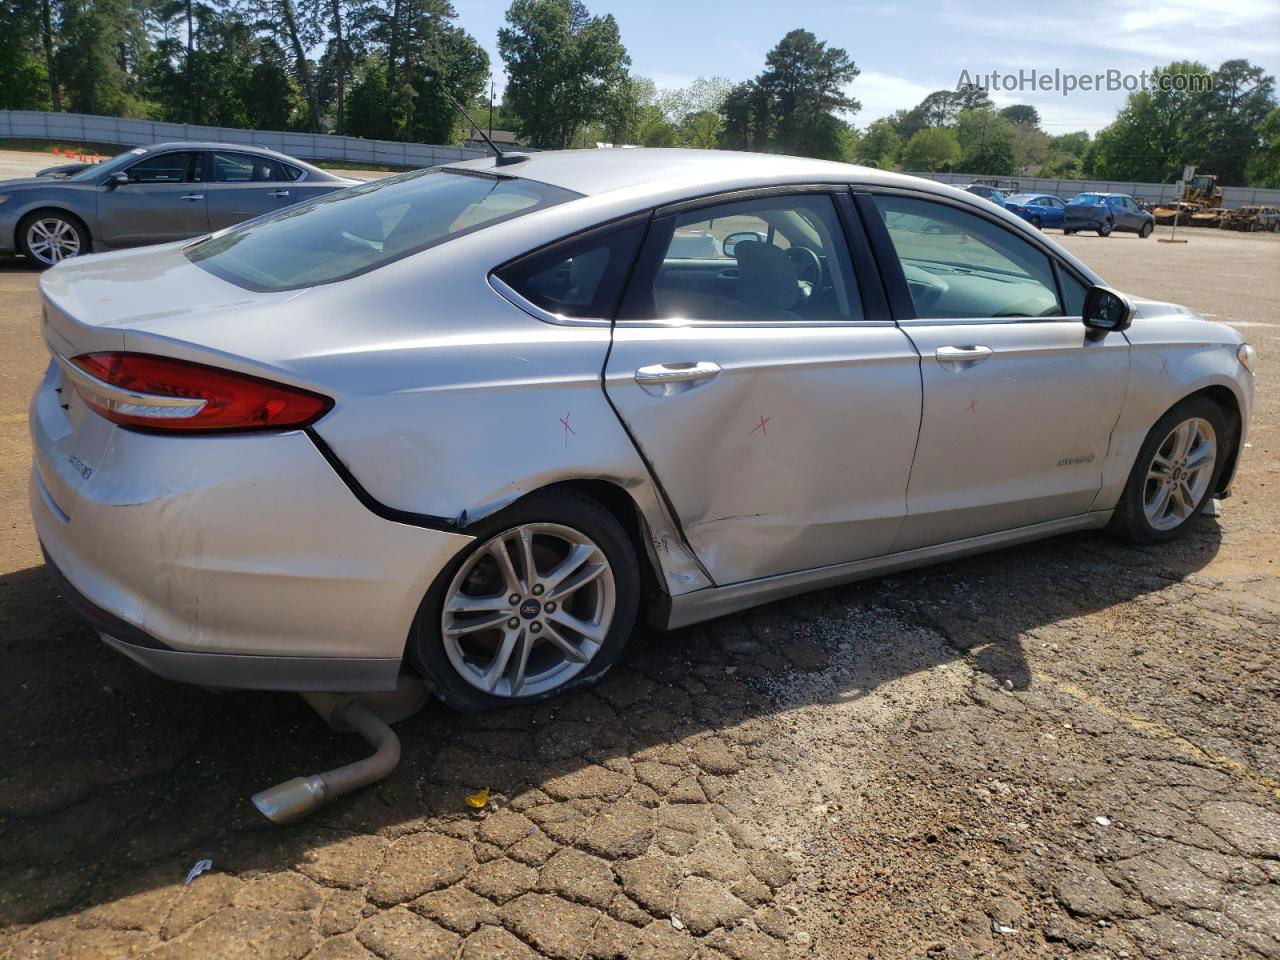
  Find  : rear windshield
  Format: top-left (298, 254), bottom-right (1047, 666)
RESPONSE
top-left (186, 168), bottom-right (580, 291)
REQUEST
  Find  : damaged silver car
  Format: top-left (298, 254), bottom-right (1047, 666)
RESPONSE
top-left (31, 149), bottom-right (1254, 718)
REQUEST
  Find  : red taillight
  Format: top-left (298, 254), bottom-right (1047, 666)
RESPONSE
top-left (68, 352), bottom-right (332, 433)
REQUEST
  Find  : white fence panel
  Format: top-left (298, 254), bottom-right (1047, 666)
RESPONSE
top-left (0, 109), bottom-right (486, 168)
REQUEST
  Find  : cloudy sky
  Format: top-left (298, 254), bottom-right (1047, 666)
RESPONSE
top-left (461, 0), bottom-right (1279, 133)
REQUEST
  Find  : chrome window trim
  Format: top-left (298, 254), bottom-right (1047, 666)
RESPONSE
top-left (613, 317), bottom-right (898, 329)
top-left (896, 315), bottom-right (1085, 327)
top-left (487, 274), bottom-right (611, 327)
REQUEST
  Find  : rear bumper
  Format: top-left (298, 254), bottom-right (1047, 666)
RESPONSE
top-left (30, 369), bottom-right (474, 691)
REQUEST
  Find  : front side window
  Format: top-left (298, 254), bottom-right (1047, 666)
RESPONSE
top-left (126, 152), bottom-right (195, 184)
top-left (873, 194), bottom-right (1063, 319)
top-left (187, 169), bottom-right (580, 291)
top-left (622, 193), bottom-right (862, 323)
top-left (497, 224), bottom-right (645, 320)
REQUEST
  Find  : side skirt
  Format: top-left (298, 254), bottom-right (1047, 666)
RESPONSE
top-left (663, 511), bottom-right (1113, 629)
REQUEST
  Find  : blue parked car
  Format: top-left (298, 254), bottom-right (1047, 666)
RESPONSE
top-left (963, 184), bottom-right (1007, 208)
top-left (1063, 193), bottom-right (1155, 238)
top-left (1003, 193), bottom-right (1066, 229)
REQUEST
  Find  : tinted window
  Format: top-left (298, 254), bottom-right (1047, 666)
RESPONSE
top-left (1059, 268), bottom-right (1088, 317)
top-left (212, 152), bottom-right (289, 183)
top-left (498, 225), bottom-right (644, 320)
top-left (187, 169), bottom-right (579, 291)
top-left (126, 152), bottom-right (194, 183)
top-left (623, 194), bottom-right (862, 323)
top-left (872, 195), bottom-right (1062, 319)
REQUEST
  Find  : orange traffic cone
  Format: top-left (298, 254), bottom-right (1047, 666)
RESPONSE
top-left (53, 145), bottom-right (61, 156)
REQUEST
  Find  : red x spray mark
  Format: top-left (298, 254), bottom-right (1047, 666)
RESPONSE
top-left (750, 415), bottom-right (771, 437)
top-left (965, 398), bottom-right (979, 414)
top-left (560, 413), bottom-right (576, 446)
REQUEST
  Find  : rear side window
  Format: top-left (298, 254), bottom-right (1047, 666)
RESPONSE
top-left (497, 224), bottom-right (645, 320)
top-left (187, 169), bottom-right (580, 291)
top-left (212, 152), bottom-right (289, 183)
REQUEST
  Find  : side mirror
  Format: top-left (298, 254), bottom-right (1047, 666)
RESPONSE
top-left (1082, 284), bottom-right (1135, 334)
top-left (107, 172), bottom-right (129, 188)
top-left (722, 231), bottom-right (766, 258)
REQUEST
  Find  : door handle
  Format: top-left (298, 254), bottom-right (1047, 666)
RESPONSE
top-left (180, 193), bottom-right (204, 201)
top-left (936, 345), bottom-right (993, 367)
top-left (269, 190), bottom-right (290, 198)
top-left (635, 361), bottom-right (721, 385)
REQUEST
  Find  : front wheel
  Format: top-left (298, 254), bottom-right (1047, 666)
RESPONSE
top-left (1109, 397), bottom-right (1228, 544)
top-left (1030, 216), bottom-right (1042, 229)
top-left (1098, 219), bottom-right (1113, 237)
top-left (409, 489), bottom-right (640, 711)
top-left (1139, 221), bottom-right (1153, 238)
top-left (19, 211), bottom-right (89, 266)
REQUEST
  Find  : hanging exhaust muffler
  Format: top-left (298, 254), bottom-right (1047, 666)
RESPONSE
top-left (252, 676), bottom-right (426, 825)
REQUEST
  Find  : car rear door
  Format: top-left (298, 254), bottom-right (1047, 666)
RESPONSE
top-left (206, 151), bottom-right (295, 230)
top-left (96, 150), bottom-right (209, 247)
top-left (603, 188), bottom-right (922, 586)
top-left (860, 190), bottom-right (1129, 551)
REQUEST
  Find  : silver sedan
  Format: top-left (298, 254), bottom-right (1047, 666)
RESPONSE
top-left (29, 149), bottom-right (1254, 711)
top-left (1, 141), bottom-right (356, 266)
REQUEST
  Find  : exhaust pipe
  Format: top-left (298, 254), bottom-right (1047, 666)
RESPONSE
top-left (252, 677), bottom-right (425, 825)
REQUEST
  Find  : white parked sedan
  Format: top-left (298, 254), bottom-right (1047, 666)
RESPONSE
top-left (31, 149), bottom-right (1254, 712)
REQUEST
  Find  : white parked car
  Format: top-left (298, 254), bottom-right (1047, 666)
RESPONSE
top-left (31, 149), bottom-right (1254, 712)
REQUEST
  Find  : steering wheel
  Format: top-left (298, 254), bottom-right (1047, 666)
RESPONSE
top-left (787, 246), bottom-right (823, 299)
top-left (900, 264), bottom-right (948, 311)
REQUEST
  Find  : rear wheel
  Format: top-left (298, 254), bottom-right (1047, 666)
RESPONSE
top-left (1108, 397), bottom-right (1228, 544)
top-left (409, 489), bottom-right (640, 711)
top-left (18, 211), bottom-right (89, 266)
top-left (1097, 218), bottom-right (1113, 237)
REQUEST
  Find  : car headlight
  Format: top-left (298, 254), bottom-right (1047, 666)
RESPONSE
top-left (1238, 343), bottom-right (1256, 373)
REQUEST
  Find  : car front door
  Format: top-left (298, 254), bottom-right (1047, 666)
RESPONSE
top-left (862, 191), bottom-right (1130, 551)
top-left (604, 190), bottom-right (923, 586)
top-left (96, 150), bottom-right (209, 247)
top-left (206, 151), bottom-right (298, 231)
top-left (1044, 197), bottom-right (1065, 227)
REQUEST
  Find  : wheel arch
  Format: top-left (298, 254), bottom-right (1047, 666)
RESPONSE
top-left (16, 205), bottom-right (93, 255)
top-left (1186, 384), bottom-right (1243, 495)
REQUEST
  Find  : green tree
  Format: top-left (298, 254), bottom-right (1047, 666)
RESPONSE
top-left (855, 118), bottom-right (901, 168)
top-left (955, 108), bottom-right (1017, 174)
top-left (0, 0), bottom-right (51, 110)
top-left (57, 0), bottom-right (149, 116)
top-left (719, 80), bottom-right (773, 152)
top-left (1247, 107), bottom-right (1280, 187)
top-left (901, 126), bottom-right (961, 171)
top-left (1000, 103), bottom-right (1040, 128)
top-left (498, 0), bottom-right (631, 149)
top-left (756, 29), bottom-right (859, 157)
top-left (1183, 59), bottom-right (1275, 184)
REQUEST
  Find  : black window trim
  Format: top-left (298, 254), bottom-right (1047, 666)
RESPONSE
top-left (488, 210), bottom-right (654, 327)
top-left (618, 184), bottom-right (892, 329)
top-left (853, 184), bottom-right (1098, 326)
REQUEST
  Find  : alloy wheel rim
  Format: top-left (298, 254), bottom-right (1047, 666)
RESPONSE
top-left (441, 522), bottom-right (615, 698)
top-left (27, 218), bottom-right (81, 265)
top-left (1144, 417), bottom-right (1216, 531)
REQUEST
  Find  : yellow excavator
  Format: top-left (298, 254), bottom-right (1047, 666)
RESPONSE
top-left (1154, 174), bottom-right (1224, 227)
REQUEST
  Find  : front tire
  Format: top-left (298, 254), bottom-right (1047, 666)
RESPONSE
top-left (18, 211), bottom-right (89, 266)
top-left (1108, 397), bottom-right (1228, 544)
top-left (1031, 216), bottom-right (1042, 229)
top-left (409, 489), bottom-right (640, 711)
top-left (1139, 221), bottom-right (1153, 238)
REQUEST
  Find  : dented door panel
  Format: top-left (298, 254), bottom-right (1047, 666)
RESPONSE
top-left (605, 323), bottom-right (923, 585)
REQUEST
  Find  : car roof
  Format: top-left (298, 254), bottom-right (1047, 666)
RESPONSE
top-left (446, 148), bottom-right (948, 199)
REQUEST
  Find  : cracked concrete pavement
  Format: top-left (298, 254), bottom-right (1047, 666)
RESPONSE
top-left (0, 227), bottom-right (1276, 959)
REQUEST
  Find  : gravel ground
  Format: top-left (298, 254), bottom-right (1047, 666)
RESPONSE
top-left (0, 226), bottom-right (1276, 960)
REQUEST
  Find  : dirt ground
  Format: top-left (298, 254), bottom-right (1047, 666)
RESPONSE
top-left (0, 225), bottom-right (1277, 960)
